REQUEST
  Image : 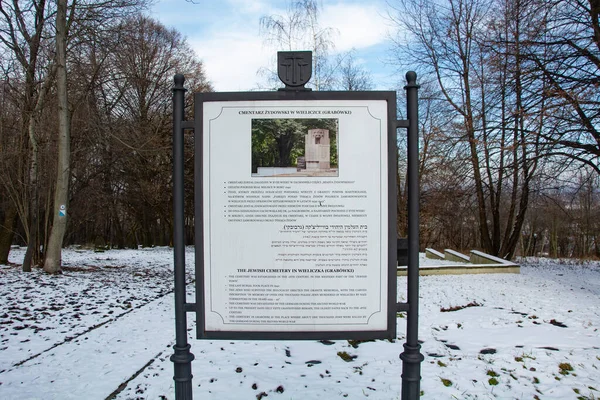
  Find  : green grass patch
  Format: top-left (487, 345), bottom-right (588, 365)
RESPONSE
top-left (437, 360), bottom-right (447, 367)
top-left (347, 339), bottom-right (374, 348)
top-left (559, 362), bottom-right (574, 375)
top-left (440, 302), bottom-right (482, 312)
top-left (337, 351), bottom-right (357, 362)
top-left (440, 378), bottom-right (452, 387)
top-left (488, 377), bottom-right (499, 386)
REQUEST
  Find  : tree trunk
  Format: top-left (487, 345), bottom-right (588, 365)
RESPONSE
top-left (275, 135), bottom-right (293, 167)
top-left (0, 205), bottom-right (18, 264)
top-left (22, 200), bottom-right (38, 272)
top-left (112, 207), bottom-right (125, 249)
top-left (397, 146), bottom-right (407, 237)
top-left (44, 0), bottom-right (70, 274)
top-left (23, 84), bottom-right (43, 272)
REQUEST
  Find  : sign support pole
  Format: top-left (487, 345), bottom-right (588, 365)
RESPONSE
top-left (400, 71), bottom-right (424, 399)
top-left (171, 74), bottom-right (194, 400)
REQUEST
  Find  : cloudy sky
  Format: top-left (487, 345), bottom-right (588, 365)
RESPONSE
top-left (150, 0), bottom-right (402, 91)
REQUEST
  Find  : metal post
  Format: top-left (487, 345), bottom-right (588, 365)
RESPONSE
top-left (400, 71), bottom-right (424, 399)
top-left (171, 74), bottom-right (194, 400)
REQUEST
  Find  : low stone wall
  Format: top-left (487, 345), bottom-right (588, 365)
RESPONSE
top-left (398, 249), bottom-right (520, 276)
top-left (255, 167), bottom-right (299, 176)
top-left (444, 249), bottom-right (470, 262)
top-left (470, 250), bottom-right (517, 265)
top-left (397, 265), bottom-right (520, 276)
top-left (425, 248), bottom-right (444, 260)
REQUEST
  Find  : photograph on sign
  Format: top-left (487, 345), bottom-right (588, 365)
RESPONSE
top-left (251, 118), bottom-right (339, 177)
top-left (199, 98), bottom-right (392, 339)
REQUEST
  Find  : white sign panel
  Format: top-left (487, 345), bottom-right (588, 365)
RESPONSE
top-left (202, 100), bottom-right (388, 333)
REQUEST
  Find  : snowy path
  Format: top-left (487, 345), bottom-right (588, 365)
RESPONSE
top-left (0, 289), bottom-right (177, 400)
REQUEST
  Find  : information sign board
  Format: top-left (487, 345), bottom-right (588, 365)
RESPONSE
top-left (194, 91), bottom-right (397, 340)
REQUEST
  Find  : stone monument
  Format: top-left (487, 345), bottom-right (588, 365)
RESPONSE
top-left (305, 128), bottom-right (330, 170)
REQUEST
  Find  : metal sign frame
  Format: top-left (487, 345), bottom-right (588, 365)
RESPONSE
top-left (171, 52), bottom-right (423, 400)
top-left (193, 90), bottom-right (398, 341)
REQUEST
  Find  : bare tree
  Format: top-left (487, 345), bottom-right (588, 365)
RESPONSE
top-left (43, 0), bottom-right (68, 273)
top-left (522, 168), bottom-right (600, 258)
top-left (41, 1), bottom-right (152, 272)
top-left (0, 0), bottom-right (56, 270)
top-left (259, 0), bottom-right (337, 90)
top-left (1, 1), bottom-right (216, 270)
top-left (0, 72), bottom-right (21, 264)
top-left (109, 15), bottom-right (211, 247)
top-left (334, 49), bottom-right (373, 91)
top-left (0, 0), bottom-right (153, 271)
top-left (64, 14), bottom-right (211, 249)
top-left (390, 0), bottom-right (544, 258)
top-left (521, 0), bottom-right (600, 174)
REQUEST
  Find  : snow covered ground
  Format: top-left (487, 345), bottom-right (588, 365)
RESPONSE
top-left (1, 247), bottom-right (599, 399)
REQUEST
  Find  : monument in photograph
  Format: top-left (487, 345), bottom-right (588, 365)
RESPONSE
top-left (304, 128), bottom-right (330, 170)
top-left (251, 118), bottom-right (338, 177)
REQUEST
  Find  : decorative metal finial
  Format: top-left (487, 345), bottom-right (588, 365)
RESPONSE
top-left (174, 73), bottom-right (185, 88)
top-left (405, 71), bottom-right (418, 88)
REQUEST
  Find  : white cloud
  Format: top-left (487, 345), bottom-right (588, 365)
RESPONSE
top-left (321, 3), bottom-right (390, 53)
top-left (184, 1), bottom-right (279, 91)
top-left (190, 32), bottom-right (272, 91)
top-left (226, 0), bottom-right (274, 14)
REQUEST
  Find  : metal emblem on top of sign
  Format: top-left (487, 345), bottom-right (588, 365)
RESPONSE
top-left (278, 51), bottom-right (312, 91)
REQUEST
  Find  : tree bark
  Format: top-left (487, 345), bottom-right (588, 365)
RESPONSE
top-left (23, 64), bottom-right (56, 271)
top-left (0, 205), bottom-right (18, 264)
top-left (44, 0), bottom-right (70, 273)
top-left (22, 132), bottom-right (38, 271)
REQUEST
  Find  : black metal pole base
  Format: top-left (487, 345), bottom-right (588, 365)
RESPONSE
top-left (400, 342), bottom-right (424, 399)
top-left (171, 343), bottom-right (195, 400)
